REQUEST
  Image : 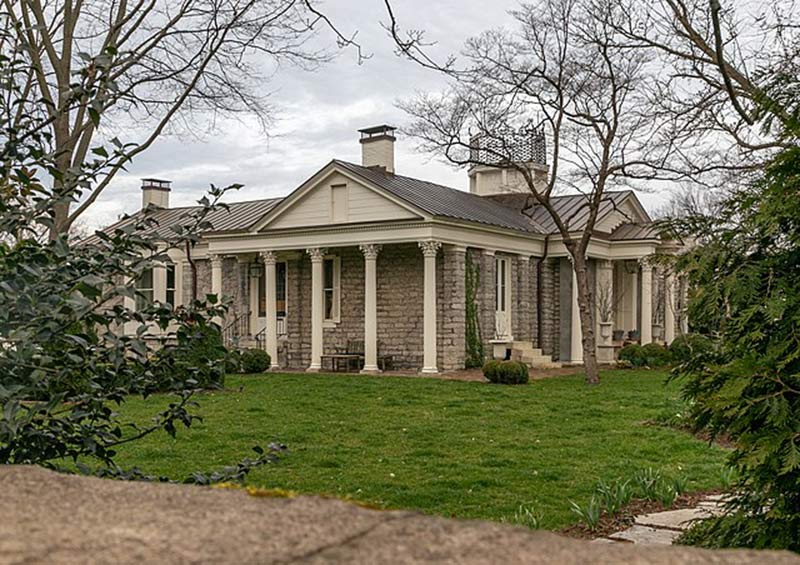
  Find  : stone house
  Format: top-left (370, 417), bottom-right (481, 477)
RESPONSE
top-left (109, 125), bottom-right (686, 373)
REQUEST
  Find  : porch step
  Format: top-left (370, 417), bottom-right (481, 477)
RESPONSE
top-left (508, 341), bottom-right (560, 369)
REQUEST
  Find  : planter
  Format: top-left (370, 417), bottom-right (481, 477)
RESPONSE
top-left (628, 330), bottom-right (640, 341)
top-left (612, 330), bottom-right (625, 342)
top-left (599, 322), bottom-right (613, 346)
top-left (652, 323), bottom-right (663, 341)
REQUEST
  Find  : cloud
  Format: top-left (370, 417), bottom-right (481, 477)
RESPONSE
top-left (83, 0), bottom-right (670, 230)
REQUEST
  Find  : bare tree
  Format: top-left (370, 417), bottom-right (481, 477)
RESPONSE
top-left (386, 0), bottom-right (669, 384)
top-left (610, 0), bottom-right (799, 181)
top-left (2, 0), bottom-right (364, 236)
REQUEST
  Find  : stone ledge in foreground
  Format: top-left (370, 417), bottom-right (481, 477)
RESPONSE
top-left (0, 465), bottom-right (797, 565)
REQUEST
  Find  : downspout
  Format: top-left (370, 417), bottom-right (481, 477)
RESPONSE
top-left (536, 235), bottom-right (550, 348)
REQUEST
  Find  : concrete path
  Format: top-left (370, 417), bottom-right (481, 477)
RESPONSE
top-left (2, 467), bottom-right (797, 564)
top-left (605, 496), bottom-right (728, 546)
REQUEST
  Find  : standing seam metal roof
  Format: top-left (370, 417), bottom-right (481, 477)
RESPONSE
top-left (89, 162), bottom-right (656, 242)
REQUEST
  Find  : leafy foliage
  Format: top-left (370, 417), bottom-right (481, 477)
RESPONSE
top-left (669, 147), bottom-right (800, 551)
top-left (464, 253), bottom-right (484, 368)
top-left (0, 35), bottom-right (273, 481)
top-left (482, 360), bottom-right (529, 384)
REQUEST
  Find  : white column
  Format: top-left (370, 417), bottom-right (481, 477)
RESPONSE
top-left (623, 264), bottom-right (638, 333)
top-left (664, 273), bottom-right (676, 345)
top-left (261, 251), bottom-right (280, 369)
top-left (210, 254), bottom-right (223, 325)
top-left (153, 263), bottom-right (167, 303)
top-left (306, 248), bottom-right (326, 372)
top-left (419, 240), bottom-right (441, 373)
top-left (249, 263), bottom-right (259, 337)
top-left (680, 276), bottom-right (690, 334)
top-left (640, 260), bottom-right (653, 345)
top-left (359, 244), bottom-right (382, 373)
top-left (570, 266), bottom-right (583, 363)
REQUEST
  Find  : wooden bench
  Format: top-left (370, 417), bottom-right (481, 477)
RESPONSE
top-left (321, 340), bottom-right (394, 372)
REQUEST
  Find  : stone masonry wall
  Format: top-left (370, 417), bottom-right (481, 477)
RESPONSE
top-left (438, 246), bottom-right (466, 371)
top-left (476, 250), bottom-right (496, 358)
top-left (539, 258), bottom-right (561, 360)
top-left (283, 244), bottom-right (427, 370)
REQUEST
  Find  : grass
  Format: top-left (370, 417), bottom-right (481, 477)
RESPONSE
top-left (112, 369), bottom-right (728, 529)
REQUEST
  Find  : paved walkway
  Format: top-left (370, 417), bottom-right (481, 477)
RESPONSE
top-left (597, 495), bottom-right (729, 545)
top-left (2, 467), bottom-right (797, 564)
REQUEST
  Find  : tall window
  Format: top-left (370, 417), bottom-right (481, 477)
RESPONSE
top-left (276, 262), bottom-right (287, 317)
top-left (166, 264), bottom-right (176, 306)
top-left (495, 257), bottom-right (508, 312)
top-left (135, 268), bottom-right (154, 311)
top-left (258, 262), bottom-right (287, 317)
top-left (323, 257), bottom-right (340, 322)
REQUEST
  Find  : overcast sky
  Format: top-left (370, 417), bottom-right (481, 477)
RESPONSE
top-left (84, 0), bottom-right (671, 230)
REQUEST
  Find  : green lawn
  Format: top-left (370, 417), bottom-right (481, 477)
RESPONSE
top-left (113, 369), bottom-right (727, 529)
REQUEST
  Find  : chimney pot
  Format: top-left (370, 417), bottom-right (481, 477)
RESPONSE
top-left (359, 125), bottom-right (396, 173)
top-left (141, 178), bottom-right (171, 210)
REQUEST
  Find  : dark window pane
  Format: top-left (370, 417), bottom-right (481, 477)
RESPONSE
top-left (324, 259), bottom-right (334, 289)
top-left (324, 290), bottom-right (334, 319)
top-left (136, 268), bottom-right (153, 289)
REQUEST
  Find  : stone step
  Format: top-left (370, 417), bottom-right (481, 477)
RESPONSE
top-left (608, 525), bottom-right (681, 545)
top-left (635, 508), bottom-right (717, 531)
top-left (510, 351), bottom-right (546, 361)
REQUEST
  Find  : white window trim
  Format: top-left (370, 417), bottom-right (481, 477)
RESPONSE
top-left (323, 255), bottom-right (341, 327)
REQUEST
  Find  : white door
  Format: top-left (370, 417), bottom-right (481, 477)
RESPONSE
top-left (495, 257), bottom-right (512, 339)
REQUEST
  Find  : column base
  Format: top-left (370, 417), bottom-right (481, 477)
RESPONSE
top-left (360, 366), bottom-right (382, 375)
top-left (420, 367), bottom-right (439, 374)
top-left (305, 364), bottom-right (321, 373)
top-left (268, 364), bottom-right (281, 372)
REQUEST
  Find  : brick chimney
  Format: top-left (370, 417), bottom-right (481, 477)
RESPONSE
top-left (359, 125), bottom-right (396, 173)
top-left (141, 178), bottom-right (171, 210)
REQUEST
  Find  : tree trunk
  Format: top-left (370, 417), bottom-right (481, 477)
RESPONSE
top-left (572, 253), bottom-right (600, 385)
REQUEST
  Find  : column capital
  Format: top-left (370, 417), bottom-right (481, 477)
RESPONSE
top-left (418, 240), bottom-right (441, 258)
top-left (597, 259), bottom-right (614, 270)
top-left (359, 244), bottom-right (382, 260)
top-left (481, 248), bottom-right (496, 257)
top-left (306, 248), bottom-right (327, 263)
top-left (260, 250), bottom-right (277, 266)
top-left (639, 257), bottom-right (653, 272)
top-left (517, 252), bottom-right (532, 261)
top-left (209, 253), bottom-right (223, 268)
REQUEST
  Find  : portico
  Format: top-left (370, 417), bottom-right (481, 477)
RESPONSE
top-left (108, 125), bottom-right (686, 372)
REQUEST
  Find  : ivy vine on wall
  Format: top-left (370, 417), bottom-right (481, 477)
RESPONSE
top-left (465, 252), bottom-right (484, 368)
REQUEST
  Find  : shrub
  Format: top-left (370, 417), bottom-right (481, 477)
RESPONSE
top-left (676, 513), bottom-right (798, 551)
top-left (483, 360), bottom-right (529, 384)
top-left (640, 342), bottom-right (672, 367)
top-left (618, 343), bottom-right (646, 367)
top-left (239, 349), bottom-right (271, 373)
top-left (482, 360), bottom-right (501, 381)
top-left (669, 333), bottom-right (714, 365)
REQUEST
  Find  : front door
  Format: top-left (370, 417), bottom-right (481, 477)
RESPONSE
top-left (495, 257), bottom-right (511, 339)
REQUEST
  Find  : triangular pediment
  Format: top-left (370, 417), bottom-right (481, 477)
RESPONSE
top-left (595, 193), bottom-right (651, 234)
top-left (251, 162), bottom-right (426, 232)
